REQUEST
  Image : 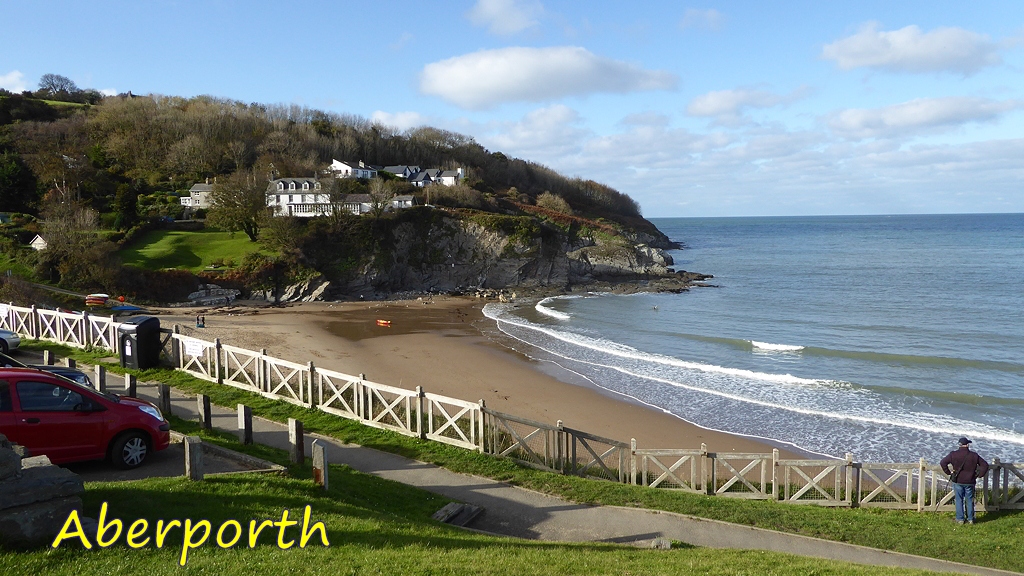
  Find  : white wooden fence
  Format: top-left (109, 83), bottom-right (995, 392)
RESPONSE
top-left (4, 301), bottom-right (1022, 511)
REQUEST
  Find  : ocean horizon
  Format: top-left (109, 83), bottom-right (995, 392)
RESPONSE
top-left (483, 212), bottom-right (1024, 464)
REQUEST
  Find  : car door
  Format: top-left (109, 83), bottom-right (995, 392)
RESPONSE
top-left (0, 380), bottom-right (16, 439)
top-left (12, 378), bottom-right (108, 463)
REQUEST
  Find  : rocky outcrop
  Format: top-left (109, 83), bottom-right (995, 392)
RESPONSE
top-left (249, 275), bottom-right (332, 303)
top-left (0, 434), bottom-right (85, 548)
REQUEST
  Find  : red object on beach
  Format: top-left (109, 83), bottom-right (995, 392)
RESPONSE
top-left (376, 319), bottom-right (391, 327)
top-left (118, 295), bottom-right (126, 302)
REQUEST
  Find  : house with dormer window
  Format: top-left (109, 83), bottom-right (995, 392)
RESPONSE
top-left (266, 178), bottom-right (335, 217)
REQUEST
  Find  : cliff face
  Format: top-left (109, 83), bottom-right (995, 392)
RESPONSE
top-left (321, 212), bottom-right (701, 299)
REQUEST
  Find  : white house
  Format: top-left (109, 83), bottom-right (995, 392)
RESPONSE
top-left (408, 167), bottom-right (464, 187)
top-left (29, 234), bottom-right (47, 251)
top-left (180, 182), bottom-right (214, 209)
top-left (342, 194), bottom-right (373, 215)
top-left (382, 165), bottom-right (420, 179)
top-left (391, 195), bottom-right (417, 209)
top-left (266, 178), bottom-right (335, 217)
top-left (329, 160), bottom-right (377, 179)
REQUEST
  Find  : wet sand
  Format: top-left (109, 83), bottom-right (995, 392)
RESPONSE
top-left (156, 297), bottom-right (801, 457)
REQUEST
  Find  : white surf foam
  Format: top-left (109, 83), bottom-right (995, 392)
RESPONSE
top-left (535, 297), bottom-right (571, 320)
top-left (752, 340), bottom-right (805, 352)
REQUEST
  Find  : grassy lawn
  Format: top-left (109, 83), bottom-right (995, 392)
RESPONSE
top-left (119, 229), bottom-right (267, 272)
top-left (21, 342), bottom-right (1024, 573)
top-left (2, 429), bottom-right (946, 575)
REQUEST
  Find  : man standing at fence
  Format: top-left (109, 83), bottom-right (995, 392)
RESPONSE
top-left (940, 437), bottom-right (989, 525)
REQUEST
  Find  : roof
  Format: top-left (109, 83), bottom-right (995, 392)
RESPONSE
top-left (267, 178), bottom-right (321, 192)
top-left (344, 194), bottom-right (372, 203)
top-left (393, 195), bottom-right (415, 202)
top-left (440, 170), bottom-right (461, 178)
top-left (189, 183), bottom-right (214, 193)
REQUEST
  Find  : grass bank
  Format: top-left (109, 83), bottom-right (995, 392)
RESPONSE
top-left (22, 342), bottom-right (1024, 573)
top-left (118, 229), bottom-right (268, 272)
top-left (1, 425), bottom-right (946, 575)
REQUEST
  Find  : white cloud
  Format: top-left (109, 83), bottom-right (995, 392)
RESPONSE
top-left (371, 111), bottom-right (430, 132)
top-left (679, 8), bottom-right (723, 31)
top-left (828, 97), bottom-right (1022, 140)
top-left (0, 70), bottom-right (28, 92)
top-left (686, 86), bottom-right (811, 126)
top-left (822, 22), bottom-right (1001, 75)
top-left (486, 105), bottom-right (590, 159)
top-left (467, 0), bottom-right (543, 36)
top-left (420, 46), bottom-right (678, 109)
top-left (100, 88), bottom-right (117, 97)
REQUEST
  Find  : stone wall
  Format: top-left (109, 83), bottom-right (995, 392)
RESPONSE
top-left (0, 434), bottom-right (84, 548)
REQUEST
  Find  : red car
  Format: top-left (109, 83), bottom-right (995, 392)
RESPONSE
top-left (0, 368), bottom-right (170, 468)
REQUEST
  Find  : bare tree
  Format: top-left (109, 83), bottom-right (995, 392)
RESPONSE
top-left (367, 178), bottom-right (393, 218)
top-left (207, 169), bottom-right (270, 241)
top-left (38, 73), bottom-right (79, 95)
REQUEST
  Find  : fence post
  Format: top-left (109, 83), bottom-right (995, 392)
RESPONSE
top-left (42, 350), bottom-right (53, 366)
top-left (312, 440), bottom-right (328, 490)
top-left (80, 311), bottom-right (89, 346)
top-left (94, 365), bottom-right (106, 393)
top-left (630, 438), bottom-right (637, 486)
top-left (415, 386), bottom-right (424, 439)
top-left (29, 305), bottom-right (37, 339)
top-left (184, 436), bottom-right (203, 481)
top-left (702, 443), bottom-right (713, 496)
top-left (288, 418), bottom-right (304, 464)
top-left (477, 399), bottom-right (484, 453)
top-left (171, 325), bottom-right (181, 368)
top-left (158, 384), bottom-right (171, 415)
top-left (214, 338), bottom-right (223, 384)
top-left (990, 457), bottom-right (1001, 511)
top-left (258, 349), bottom-right (267, 392)
top-left (772, 448), bottom-right (779, 500)
top-left (238, 404), bottom-right (253, 445)
top-left (198, 394), bottom-right (212, 430)
top-left (124, 373), bottom-right (137, 397)
top-left (63, 357), bottom-right (76, 368)
top-left (556, 419), bottom-right (564, 474)
top-left (358, 374), bottom-right (365, 420)
top-left (845, 453), bottom-right (854, 505)
top-left (917, 458), bottom-right (926, 512)
top-left (306, 361), bottom-right (315, 407)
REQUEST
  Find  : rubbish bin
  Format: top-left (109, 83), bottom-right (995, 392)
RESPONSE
top-left (118, 316), bottom-right (161, 369)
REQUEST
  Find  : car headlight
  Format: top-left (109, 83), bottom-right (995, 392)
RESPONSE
top-left (138, 405), bottom-right (163, 421)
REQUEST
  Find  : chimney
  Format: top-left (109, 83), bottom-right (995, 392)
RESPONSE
top-left (205, 177), bottom-right (209, 184)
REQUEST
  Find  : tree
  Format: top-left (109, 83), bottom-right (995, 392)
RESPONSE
top-left (367, 178), bottom-right (392, 218)
top-left (206, 169), bottom-right (269, 241)
top-left (0, 151), bottom-right (39, 213)
top-left (38, 74), bottom-right (79, 96)
top-left (112, 183), bottom-right (139, 230)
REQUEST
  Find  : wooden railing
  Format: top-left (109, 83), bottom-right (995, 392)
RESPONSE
top-left (5, 301), bottom-right (1023, 511)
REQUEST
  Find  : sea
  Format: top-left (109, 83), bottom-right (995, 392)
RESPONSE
top-left (481, 213), bottom-right (1024, 464)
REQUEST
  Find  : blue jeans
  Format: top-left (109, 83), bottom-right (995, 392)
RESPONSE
top-left (953, 482), bottom-right (976, 522)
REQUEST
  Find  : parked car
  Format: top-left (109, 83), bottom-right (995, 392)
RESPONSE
top-left (0, 329), bottom-right (20, 354)
top-left (0, 352), bottom-right (95, 388)
top-left (0, 368), bottom-right (170, 468)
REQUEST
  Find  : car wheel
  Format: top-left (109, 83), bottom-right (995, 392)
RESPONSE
top-left (110, 432), bottom-right (149, 469)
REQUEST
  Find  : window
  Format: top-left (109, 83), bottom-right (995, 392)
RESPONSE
top-left (314, 182), bottom-right (321, 190)
top-left (289, 182), bottom-right (296, 190)
top-left (277, 182), bottom-right (284, 191)
top-left (288, 195), bottom-right (293, 202)
top-left (16, 381), bottom-right (84, 412)
top-left (0, 380), bottom-right (10, 412)
top-left (302, 182), bottom-right (309, 190)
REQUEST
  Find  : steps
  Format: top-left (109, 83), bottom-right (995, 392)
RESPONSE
top-left (431, 502), bottom-right (483, 527)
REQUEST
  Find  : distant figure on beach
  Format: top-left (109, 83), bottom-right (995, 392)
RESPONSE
top-left (940, 437), bottom-right (989, 525)
top-left (196, 315), bottom-right (205, 328)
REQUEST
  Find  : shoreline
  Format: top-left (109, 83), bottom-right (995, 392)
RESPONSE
top-left (155, 297), bottom-right (803, 458)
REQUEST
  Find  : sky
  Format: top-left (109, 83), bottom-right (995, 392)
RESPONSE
top-left (2, 1), bottom-right (1023, 217)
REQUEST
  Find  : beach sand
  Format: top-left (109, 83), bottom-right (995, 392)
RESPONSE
top-left (156, 297), bottom-right (800, 457)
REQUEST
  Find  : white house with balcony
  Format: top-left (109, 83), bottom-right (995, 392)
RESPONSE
top-left (329, 160), bottom-right (377, 179)
top-left (266, 178), bottom-right (336, 217)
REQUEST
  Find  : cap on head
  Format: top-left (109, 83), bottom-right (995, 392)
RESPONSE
top-left (958, 437), bottom-right (972, 446)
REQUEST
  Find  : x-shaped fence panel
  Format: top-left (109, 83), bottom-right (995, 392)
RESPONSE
top-left (858, 463), bottom-right (917, 509)
top-left (87, 316), bottom-right (116, 350)
top-left (709, 453), bottom-right (772, 499)
top-left (363, 381), bottom-right (419, 437)
top-left (482, 408), bottom-right (562, 472)
top-left (565, 427), bottom-right (629, 483)
top-left (778, 458), bottom-right (851, 506)
top-left (174, 334), bottom-right (216, 381)
top-left (634, 449), bottom-right (705, 492)
top-left (221, 344), bottom-right (261, 394)
top-left (265, 357), bottom-right (310, 406)
top-left (316, 368), bottom-right (362, 420)
top-left (425, 392), bottom-right (481, 451)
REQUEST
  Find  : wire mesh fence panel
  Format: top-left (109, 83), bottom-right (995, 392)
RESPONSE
top-left (220, 343), bottom-right (262, 394)
top-left (362, 380), bottom-right (420, 438)
top-left (988, 461), bottom-right (1024, 510)
top-left (918, 465), bottom-right (956, 512)
top-left (634, 449), bottom-right (704, 492)
top-left (482, 408), bottom-right (562, 472)
top-left (857, 463), bottom-right (919, 509)
top-left (424, 393), bottom-right (481, 451)
top-left (778, 459), bottom-right (851, 506)
top-left (708, 453), bottom-right (773, 499)
top-left (564, 427), bottom-right (629, 483)
top-left (316, 368), bottom-right (363, 421)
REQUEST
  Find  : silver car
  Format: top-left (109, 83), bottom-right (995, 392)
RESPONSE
top-left (0, 329), bottom-right (20, 354)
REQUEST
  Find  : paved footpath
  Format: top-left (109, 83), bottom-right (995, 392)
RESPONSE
top-left (128, 382), bottom-right (1016, 576)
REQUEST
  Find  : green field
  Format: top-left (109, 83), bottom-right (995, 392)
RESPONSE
top-left (119, 229), bottom-right (268, 272)
top-left (0, 430), bottom-right (945, 576)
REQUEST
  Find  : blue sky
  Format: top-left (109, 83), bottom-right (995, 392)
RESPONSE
top-left (2, 1), bottom-right (1023, 217)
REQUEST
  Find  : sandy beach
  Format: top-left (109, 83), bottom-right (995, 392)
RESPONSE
top-left (156, 297), bottom-right (800, 457)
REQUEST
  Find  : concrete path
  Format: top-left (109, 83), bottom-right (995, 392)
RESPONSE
top-left (123, 382), bottom-right (1018, 576)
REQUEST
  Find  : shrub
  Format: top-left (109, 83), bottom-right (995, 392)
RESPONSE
top-left (536, 191), bottom-right (573, 214)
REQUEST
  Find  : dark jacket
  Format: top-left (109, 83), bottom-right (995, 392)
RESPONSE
top-left (940, 447), bottom-right (989, 484)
